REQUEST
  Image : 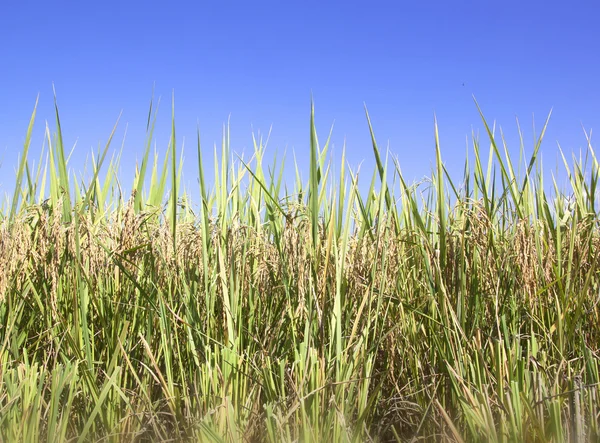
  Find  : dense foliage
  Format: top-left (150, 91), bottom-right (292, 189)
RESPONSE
top-left (1, 98), bottom-right (599, 442)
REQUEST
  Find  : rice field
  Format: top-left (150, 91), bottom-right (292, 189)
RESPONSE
top-left (1, 96), bottom-right (599, 442)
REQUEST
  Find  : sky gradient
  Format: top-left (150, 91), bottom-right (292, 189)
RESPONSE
top-left (1, 1), bottom-right (599, 201)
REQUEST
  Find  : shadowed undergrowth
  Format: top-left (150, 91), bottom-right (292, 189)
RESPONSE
top-left (0, 96), bottom-right (599, 442)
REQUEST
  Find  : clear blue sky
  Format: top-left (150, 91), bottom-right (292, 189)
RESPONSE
top-left (1, 1), bottom-right (598, 202)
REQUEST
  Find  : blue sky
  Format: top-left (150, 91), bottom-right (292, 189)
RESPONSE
top-left (1, 1), bottom-right (598, 202)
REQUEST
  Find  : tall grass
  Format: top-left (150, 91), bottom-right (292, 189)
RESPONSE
top-left (0, 97), bottom-right (599, 442)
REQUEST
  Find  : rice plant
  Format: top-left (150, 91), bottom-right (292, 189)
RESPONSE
top-left (0, 95), bottom-right (599, 442)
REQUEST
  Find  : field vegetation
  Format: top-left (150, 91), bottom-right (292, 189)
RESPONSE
top-left (1, 96), bottom-right (599, 442)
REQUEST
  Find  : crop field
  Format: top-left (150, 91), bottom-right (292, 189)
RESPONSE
top-left (1, 97), bottom-right (599, 442)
